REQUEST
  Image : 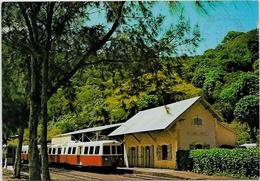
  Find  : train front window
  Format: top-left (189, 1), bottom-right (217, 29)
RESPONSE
top-left (68, 147), bottom-right (72, 154)
top-left (63, 147), bottom-right (66, 154)
top-left (72, 147), bottom-right (76, 154)
top-left (89, 146), bottom-right (94, 154)
top-left (112, 145), bottom-right (116, 154)
top-left (48, 148), bottom-right (51, 154)
top-left (103, 146), bottom-right (110, 154)
top-left (95, 146), bottom-right (100, 154)
top-left (84, 147), bottom-right (89, 154)
top-left (117, 145), bottom-right (122, 154)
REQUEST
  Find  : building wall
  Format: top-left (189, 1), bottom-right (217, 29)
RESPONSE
top-left (124, 123), bottom-right (178, 168)
top-left (177, 102), bottom-right (217, 150)
top-left (51, 135), bottom-right (71, 145)
top-left (215, 122), bottom-right (236, 147)
top-left (124, 101), bottom-right (236, 169)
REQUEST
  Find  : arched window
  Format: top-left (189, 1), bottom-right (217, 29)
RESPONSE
top-left (193, 117), bottom-right (202, 126)
top-left (195, 144), bottom-right (203, 149)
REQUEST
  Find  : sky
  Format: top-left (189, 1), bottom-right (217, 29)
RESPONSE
top-left (153, 1), bottom-right (259, 55)
top-left (88, 1), bottom-right (258, 55)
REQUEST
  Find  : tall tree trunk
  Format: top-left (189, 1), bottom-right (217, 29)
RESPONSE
top-left (14, 127), bottom-right (24, 179)
top-left (40, 3), bottom-right (54, 180)
top-left (40, 53), bottom-right (50, 181)
top-left (28, 55), bottom-right (41, 180)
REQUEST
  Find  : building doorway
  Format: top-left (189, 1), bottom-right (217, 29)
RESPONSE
top-left (129, 147), bottom-right (138, 167)
top-left (144, 145), bottom-right (154, 168)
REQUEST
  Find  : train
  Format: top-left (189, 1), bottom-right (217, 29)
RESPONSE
top-left (3, 144), bottom-right (17, 167)
top-left (20, 140), bottom-right (124, 168)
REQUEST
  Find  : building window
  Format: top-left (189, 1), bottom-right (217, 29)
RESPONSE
top-left (162, 145), bottom-right (168, 160)
top-left (157, 144), bottom-right (172, 161)
top-left (193, 117), bottom-right (202, 126)
top-left (195, 144), bottom-right (203, 149)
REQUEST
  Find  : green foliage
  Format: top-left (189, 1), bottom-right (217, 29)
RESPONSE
top-left (176, 150), bottom-right (193, 171)
top-left (136, 95), bottom-right (160, 111)
top-left (234, 95), bottom-right (259, 141)
top-left (225, 121), bottom-right (250, 145)
top-left (190, 148), bottom-right (260, 178)
top-left (234, 95), bottom-right (259, 126)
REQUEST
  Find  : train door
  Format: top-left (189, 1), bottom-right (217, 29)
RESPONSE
top-left (144, 145), bottom-right (154, 168)
top-left (77, 146), bottom-right (82, 165)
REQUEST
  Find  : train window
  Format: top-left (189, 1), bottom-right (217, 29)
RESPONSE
top-left (112, 146), bottom-right (116, 154)
top-left (48, 148), bottom-right (52, 154)
top-left (63, 147), bottom-right (66, 154)
top-left (58, 148), bottom-right (62, 154)
top-left (117, 145), bottom-right (122, 154)
top-left (52, 148), bottom-right (56, 154)
top-left (72, 147), bottom-right (76, 154)
top-left (68, 147), bottom-right (72, 154)
top-left (84, 147), bottom-right (89, 154)
top-left (103, 146), bottom-right (110, 154)
top-left (89, 146), bottom-right (94, 154)
top-left (95, 146), bottom-right (100, 154)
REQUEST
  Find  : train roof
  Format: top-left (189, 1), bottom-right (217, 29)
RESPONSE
top-left (49, 140), bottom-right (121, 147)
top-left (53, 123), bottom-right (123, 138)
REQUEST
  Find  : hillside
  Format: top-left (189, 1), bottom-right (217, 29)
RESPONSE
top-left (43, 29), bottom-right (258, 144)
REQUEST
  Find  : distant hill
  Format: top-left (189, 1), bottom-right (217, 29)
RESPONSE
top-left (180, 29), bottom-right (259, 122)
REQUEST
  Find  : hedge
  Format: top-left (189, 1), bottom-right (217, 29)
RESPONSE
top-left (176, 150), bottom-right (193, 171)
top-left (189, 148), bottom-right (260, 178)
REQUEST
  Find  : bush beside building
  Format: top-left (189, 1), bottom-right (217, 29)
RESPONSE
top-left (177, 148), bottom-right (260, 178)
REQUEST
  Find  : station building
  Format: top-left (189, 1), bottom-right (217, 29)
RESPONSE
top-left (109, 96), bottom-right (236, 169)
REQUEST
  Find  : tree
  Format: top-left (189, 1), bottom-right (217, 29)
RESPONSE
top-left (234, 95), bottom-right (259, 142)
top-left (3, 2), bottom-right (201, 180)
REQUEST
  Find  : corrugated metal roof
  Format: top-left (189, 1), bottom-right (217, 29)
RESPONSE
top-left (55, 123), bottom-right (123, 137)
top-left (109, 96), bottom-right (201, 136)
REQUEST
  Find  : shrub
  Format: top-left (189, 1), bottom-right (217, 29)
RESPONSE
top-left (190, 148), bottom-right (260, 178)
top-left (176, 150), bottom-right (193, 171)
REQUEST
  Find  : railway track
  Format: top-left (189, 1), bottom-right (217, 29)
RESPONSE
top-left (21, 164), bottom-right (179, 180)
top-left (122, 173), bottom-right (177, 180)
top-left (50, 167), bottom-right (103, 181)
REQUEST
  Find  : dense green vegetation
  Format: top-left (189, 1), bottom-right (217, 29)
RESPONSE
top-left (177, 148), bottom-right (260, 178)
top-left (3, 2), bottom-right (258, 180)
top-left (45, 29), bottom-right (259, 145)
top-left (181, 29), bottom-right (259, 142)
top-left (190, 148), bottom-right (260, 178)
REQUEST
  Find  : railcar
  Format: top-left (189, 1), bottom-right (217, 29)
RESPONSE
top-left (21, 140), bottom-right (124, 168)
top-left (48, 140), bottom-right (124, 167)
top-left (21, 145), bottom-right (29, 163)
top-left (3, 144), bottom-right (16, 167)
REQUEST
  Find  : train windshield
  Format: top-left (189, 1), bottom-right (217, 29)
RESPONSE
top-left (103, 146), bottom-right (110, 154)
top-left (117, 145), bottom-right (122, 154)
